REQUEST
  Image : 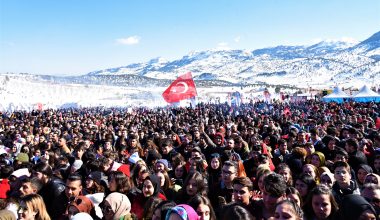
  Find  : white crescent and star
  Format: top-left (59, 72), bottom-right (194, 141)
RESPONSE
top-left (171, 81), bottom-right (189, 93)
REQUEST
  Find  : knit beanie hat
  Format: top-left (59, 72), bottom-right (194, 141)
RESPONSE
top-left (157, 159), bottom-right (169, 169)
top-left (358, 164), bottom-right (373, 174)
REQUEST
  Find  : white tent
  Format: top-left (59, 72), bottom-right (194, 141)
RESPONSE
top-left (322, 87), bottom-right (351, 103)
top-left (353, 85), bottom-right (380, 103)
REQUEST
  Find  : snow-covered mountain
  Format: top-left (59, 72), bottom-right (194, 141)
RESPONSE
top-left (88, 31), bottom-right (380, 88)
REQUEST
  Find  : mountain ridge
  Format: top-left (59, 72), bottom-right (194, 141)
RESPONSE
top-left (85, 31), bottom-right (380, 88)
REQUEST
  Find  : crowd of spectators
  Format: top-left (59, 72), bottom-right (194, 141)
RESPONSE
top-left (0, 100), bottom-right (379, 220)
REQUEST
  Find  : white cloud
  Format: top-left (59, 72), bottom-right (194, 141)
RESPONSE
top-left (234, 36), bottom-right (241, 43)
top-left (116, 36), bottom-right (140, 45)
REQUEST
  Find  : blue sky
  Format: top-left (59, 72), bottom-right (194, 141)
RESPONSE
top-left (1, 0), bottom-right (379, 76)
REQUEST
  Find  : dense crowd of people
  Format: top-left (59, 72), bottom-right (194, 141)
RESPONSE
top-left (0, 100), bottom-right (380, 220)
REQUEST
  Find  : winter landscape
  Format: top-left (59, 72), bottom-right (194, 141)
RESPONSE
top-left (1, 30), bottom-right (379, 111)
top-left (1, 1), bottom-right (379, 111)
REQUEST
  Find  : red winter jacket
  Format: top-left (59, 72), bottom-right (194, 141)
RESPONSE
top-left (130, 192), bottom-right (167, 219)
top-left (0, 179), bottom-right (10, 199)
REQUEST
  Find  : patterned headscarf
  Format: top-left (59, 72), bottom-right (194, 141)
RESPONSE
top-left (165, 204), bottom-right (199, 220)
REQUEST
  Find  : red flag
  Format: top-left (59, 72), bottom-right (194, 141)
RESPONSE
top-left (36, 103), bottom-right (43, 111)
top-left (162, 72), bottom-right (197, 103)
top-left (283, 107), bottom-right (292, 116)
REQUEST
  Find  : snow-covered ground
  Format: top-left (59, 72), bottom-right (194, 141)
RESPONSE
top-left (0, 71), bottom-right (377, 112)
top-left (0, 74), bottom-right (295, 111)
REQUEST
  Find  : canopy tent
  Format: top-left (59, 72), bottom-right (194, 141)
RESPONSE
top-left (322, 87), bottom-right (351, 103)
top-left (353, 85), bottom-right (380, 103)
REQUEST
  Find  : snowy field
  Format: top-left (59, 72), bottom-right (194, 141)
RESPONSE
top-left (0, 75), bottom-right (277, 111)
top-left (0, 73), bottom-right (376, 112)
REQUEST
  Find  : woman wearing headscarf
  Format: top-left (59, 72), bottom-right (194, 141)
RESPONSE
top-left (130, 174), bottom-right (166, 219)
top-left (363, 173), bottom-right (380, 186)
top-left (320, 171), bottom-right (336, 189)
top-left (165, 204), bottom-right (199, 220)
top-left (101, 192), bottom-right (133, 220)
top-left (357, 164), bottom-right (374, 188)
top-left (310, 151), bottom-right (330, 175)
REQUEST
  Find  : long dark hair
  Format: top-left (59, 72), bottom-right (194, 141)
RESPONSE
top-left (158, 170), bottom-right (172, 191)
top-left (190, 158), bottom-right (209, 179)
top-left (142, 197), bottom-right (164, 220)
top-left (304, 185), bottom-right (339, 220)
top-left (85, 178), bottom-right (105, 194)
top-left (131, 163), bottom-right (148, 187)
top-left (275, 199), bottom-right (303, 220)
top-left (182, 171), bottom-right (208, 196)
top-left (295, 174), bottom-right (317, 201)
top-left (222, 203), bottom-right (253, 220)
top-left (188, 195), bottom-right (217, 220)
top-left (109, 171), bottom-right (131, 195)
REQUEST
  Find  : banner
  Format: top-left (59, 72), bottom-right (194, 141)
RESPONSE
top-left (162, 72), bottom-right (197, 103)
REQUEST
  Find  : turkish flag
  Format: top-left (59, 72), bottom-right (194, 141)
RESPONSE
top-left (283, 107), bottom-right (292, 116)
top-left (162, 72), bottom-right (197, 103)
top-left (36, 103), bottom-right (43, 111)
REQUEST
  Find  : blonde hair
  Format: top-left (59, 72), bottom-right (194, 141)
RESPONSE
top-left (256, 164), bottom-right (271, 176)
top-left (21, 194), bottom-right (51, 220)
